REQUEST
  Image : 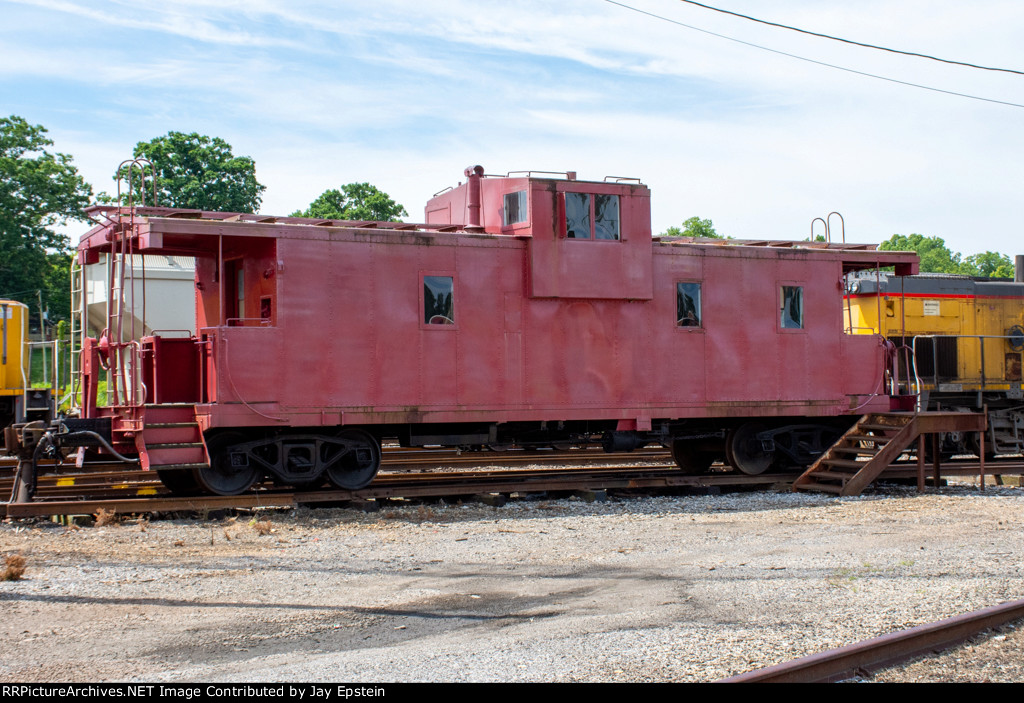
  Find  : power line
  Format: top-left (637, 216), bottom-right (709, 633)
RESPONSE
top-left (673, 0), bottom-right (1024, 76)
top-left (603, 0), bottom-right (1024, 109)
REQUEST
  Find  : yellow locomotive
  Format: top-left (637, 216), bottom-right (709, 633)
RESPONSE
top-left (846, 272), bottom-right (1024, 455)
top-left (1, 299), bottom-right (57, 432)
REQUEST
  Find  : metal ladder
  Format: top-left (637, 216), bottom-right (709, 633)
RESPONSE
top-left (69, 257), bottom-right (85, 410)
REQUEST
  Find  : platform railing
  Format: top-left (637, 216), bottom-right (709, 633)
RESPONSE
top-left (911, 334), bottom-right (1023, 393)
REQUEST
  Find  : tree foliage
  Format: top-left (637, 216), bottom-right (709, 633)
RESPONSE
top-left (661, 216), bottom-right (725, 239)
top-left (879, 234), bottom-right (964, 274)
top-left (962, 251), bottom-right (1015, 278)
top-left (292, 183), bottom-right (408, 221)
top-left (879, 234), bottom-right (1014, 278)
top-left (123, 132), bottom-right (266, 213)
top-left (0, 115), bottom-right (92, 320)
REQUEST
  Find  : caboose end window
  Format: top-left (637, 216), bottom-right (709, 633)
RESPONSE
top-left (781, 286), bottom-right (803, 329)
top-left (424, 276), bottom-right (455, 325)
top-left (677, 282), bottom-right (702, 327)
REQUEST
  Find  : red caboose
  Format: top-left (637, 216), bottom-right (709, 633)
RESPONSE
top-left (70, 166), bottom-right (918, 495)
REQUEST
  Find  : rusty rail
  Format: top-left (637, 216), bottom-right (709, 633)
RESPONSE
top-left (721, 599), bottom-right (1024, 683)
top-left (1, 464), bottom-right (773, 518)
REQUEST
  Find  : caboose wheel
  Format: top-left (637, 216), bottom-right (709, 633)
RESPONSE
top-left (196, 432), bottom-right (259, 496)
top-left (325, 429), bottom-right (381, 490)
top-left (670, 440), bottom-right (713, 474)
top-left (726, 423), bottom-right (774, 475)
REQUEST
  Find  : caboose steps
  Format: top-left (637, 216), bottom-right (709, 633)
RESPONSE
top-left (135, 405), bottom-right (208, 472)
top-left (793, 412), bottom-right (986, 497)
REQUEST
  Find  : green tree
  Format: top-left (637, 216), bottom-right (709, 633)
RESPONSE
top-left (961, 251), bottom-right (1015, 279)
top-left (880, 234), bottom-right (1014, 278)
top-left (292, 183), bottom-right (407, 221)
top-left (0, 116), bottom-right (92, 322)
top-left (661, 216), bottom-right (725, 239)
top-left (123, 132), bottom-right (265, 213)
top-left (879, 234), bottom-right (964, 274)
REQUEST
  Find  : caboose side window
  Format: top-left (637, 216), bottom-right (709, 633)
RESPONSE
top-left (677, 282), bottom-right (702, 327)
top-left (503, 191), bottom-right (528, 226)
top-left (781, 286), bottom-right (803, 329)
top-left (424, 276), bottom-right (455, 325)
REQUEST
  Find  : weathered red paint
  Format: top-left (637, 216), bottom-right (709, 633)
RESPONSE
top-left (77, 169), bottom-right (919, 440)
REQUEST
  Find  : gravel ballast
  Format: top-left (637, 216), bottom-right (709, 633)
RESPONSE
top-left (1, 483), bottom-right (1022, 682)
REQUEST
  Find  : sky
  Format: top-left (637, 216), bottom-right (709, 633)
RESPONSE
top-left (2, 0), bottom-right (1022, 255)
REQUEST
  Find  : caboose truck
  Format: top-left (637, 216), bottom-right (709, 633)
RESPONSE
top-left (31, 165), bottom-right (962, 497)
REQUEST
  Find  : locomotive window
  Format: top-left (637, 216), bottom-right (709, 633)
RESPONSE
top-left (594, 194), bottom-right (620, 240)
top-left (781, 286), bottom-right (803, 329)
top-left (424, 276), bottom-right (455, 325)
top-left (677, 282), bottom-right (701, 327)
top-left (565, 193), bottom-right (591, 239)
top-left (503, 191), bottom-right (528, 226)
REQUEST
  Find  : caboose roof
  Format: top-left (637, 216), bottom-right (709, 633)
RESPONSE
top-left (78, 204), bottom-right (919, 276)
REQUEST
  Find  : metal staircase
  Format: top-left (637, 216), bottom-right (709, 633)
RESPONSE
top-left (793, 412), bottom-right (987, 496)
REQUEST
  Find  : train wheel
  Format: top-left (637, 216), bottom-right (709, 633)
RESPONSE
top-left (195, 432), bottom-right (259, 496)
top-left (157, 468), bottom-right (201, 496)
top-left (325, 429), bottom-right (381, 490)
top-left (670, 440), bottom-right (713, 474)
top-left (726, 423), bottom-right (774, 475)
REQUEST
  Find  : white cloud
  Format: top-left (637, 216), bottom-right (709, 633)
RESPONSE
top-left (4, 0), bottom-right (1023, 256)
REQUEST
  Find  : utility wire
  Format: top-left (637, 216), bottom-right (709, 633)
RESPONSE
top-left (604, 0), bottom-right (1024, 109)
top-left (674, 0), bottom-right (1024, 76)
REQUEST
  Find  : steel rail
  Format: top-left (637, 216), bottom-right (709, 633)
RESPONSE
top-left (2, 465), bottom-right (779, 518)
top-left (3, 453), bottom-right (1022, 518)
top-left (0, 447), bottom-right (671, 475)
top-left (720, 599), bottom-right (1024, 683)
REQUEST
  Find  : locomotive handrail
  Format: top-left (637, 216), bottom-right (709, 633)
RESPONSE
top-left (910, 334), bottom-right (1022, 391)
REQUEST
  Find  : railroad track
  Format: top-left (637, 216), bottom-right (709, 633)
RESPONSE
top-left (721, 599), bottom-right (1024, 683)
top-left (0, 445), bottom-right (671, 476)
top-left (2, 451), bottom-right (1022, 519)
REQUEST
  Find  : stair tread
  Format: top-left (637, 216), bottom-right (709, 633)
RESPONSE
top-left (823, 458), bottom-right (874, 469)
top-left (833, 445), bottom-right (881, 455)
top-left (795, 482), bottom-right (844, 494)
top-left (807, 470), bottom-right (856, 480)
top-left (847, 434), bottom-right (893, 443)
